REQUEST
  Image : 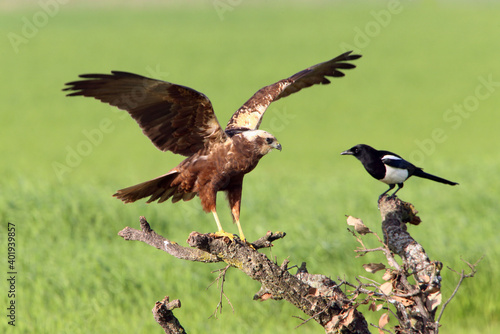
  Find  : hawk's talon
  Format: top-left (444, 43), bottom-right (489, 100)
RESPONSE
top-left (213, 230), bottom-right (235, 240)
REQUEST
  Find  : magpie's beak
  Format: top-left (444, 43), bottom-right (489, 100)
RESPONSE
top-left (340, 149), bottom-right (353, 155)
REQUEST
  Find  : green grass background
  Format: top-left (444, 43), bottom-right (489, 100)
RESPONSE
top-left (1, 1), bottom-right (499, 333)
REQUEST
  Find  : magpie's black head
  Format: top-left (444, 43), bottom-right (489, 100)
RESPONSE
top-left (341, 144), bottom-right (374, 158)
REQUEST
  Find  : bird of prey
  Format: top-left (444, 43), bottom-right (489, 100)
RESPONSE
top-left (341, 144), bottom-right (458, 197)
top-left (64, 51), bottom-right (361, 241)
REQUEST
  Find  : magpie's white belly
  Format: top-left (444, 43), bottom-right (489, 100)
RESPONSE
top-left (380, 165), bottom-right (408, 184)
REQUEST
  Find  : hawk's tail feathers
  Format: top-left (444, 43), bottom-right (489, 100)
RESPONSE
top-left (113, 171), bottom-right (193, 204)
top-left (413, 169), bottom-right (458, 186)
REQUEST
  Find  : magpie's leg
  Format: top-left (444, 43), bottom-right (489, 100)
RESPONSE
top-left (390, 183), bottom-right (404, 197)
top-left (380, 184), bottom-right (395, 198)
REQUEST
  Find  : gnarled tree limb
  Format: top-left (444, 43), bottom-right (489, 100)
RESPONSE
top-left (378, 196), bottom-right (442, 292)
top-left (377, 195), bottom-right (444, 333)
top-left (187, 231), bottom-right (370, 333)
top-left (118, 197), bottom-right (476, 334)
top-left (152, 296), bottom-right (186, 334)
top-left (119, 217), bottom-right (370, 333)
top-left (118, 216), bottom-right (220, 263)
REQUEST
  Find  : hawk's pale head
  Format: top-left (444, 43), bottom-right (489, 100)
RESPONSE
top-left (240, 130), bottom-right (282, 155)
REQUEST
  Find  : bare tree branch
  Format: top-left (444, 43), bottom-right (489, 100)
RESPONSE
top-left (118, 197), bottom-right (479, 334)
top-left (118, 216), bottom-right (221, 263)
top-left (119, 218), bottom-right (370, 333)
top-left (186, 231), bottom-right (370, 333)
top-left (436, 256), bottom-right (483, 322)
top-left (208, 264), bottom-right (234, 318)
top-left (152, 296), bottom-right (186, 334)
top-left (378, 196), bottom-right (440, 292)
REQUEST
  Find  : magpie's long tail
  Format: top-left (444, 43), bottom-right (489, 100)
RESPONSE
top-left (413, 169), bottom-right (458, 186)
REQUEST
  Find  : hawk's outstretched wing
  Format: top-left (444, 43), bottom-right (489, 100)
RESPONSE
top-left (225, 51), bottom-right (361, 131)
top-left (64, 71), bottom-right (226, 156)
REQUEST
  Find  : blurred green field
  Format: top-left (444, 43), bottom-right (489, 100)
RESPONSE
top-left (1, 1), bottom-right (500, 333)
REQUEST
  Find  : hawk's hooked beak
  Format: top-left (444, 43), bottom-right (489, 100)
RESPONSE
top-left (340, 149), bottom-right (353, 155)
top-left (275, 142), bottom-right (282, 151)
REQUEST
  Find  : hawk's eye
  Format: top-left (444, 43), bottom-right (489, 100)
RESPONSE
top-left (266, 137), bottom-right (273, 144)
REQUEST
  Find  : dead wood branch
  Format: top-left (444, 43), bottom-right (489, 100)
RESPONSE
top-left (187, 231), bottom-right (370, 333)
top-left (119, 196), bottom-right (478, 334)
top-left (364, 195), bottom-right (445, 333)
top-left (118, 216), bottom-right (220, 263)
top-left (118, 217), bottom-right (288, 264)
top-left (378, 196), bottom-right (441, 292)
top-left (152, 296), bottom-right (186, 334)
top-left (437, 257), bottom-right (483, 323)
top-left (208, 264), bottom-right (234, 318)
top-left (119, 217), bottom-right (370, 333)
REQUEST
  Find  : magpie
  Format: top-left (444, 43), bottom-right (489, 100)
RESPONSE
top-left (341, 144), bottom-right (458, 197)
